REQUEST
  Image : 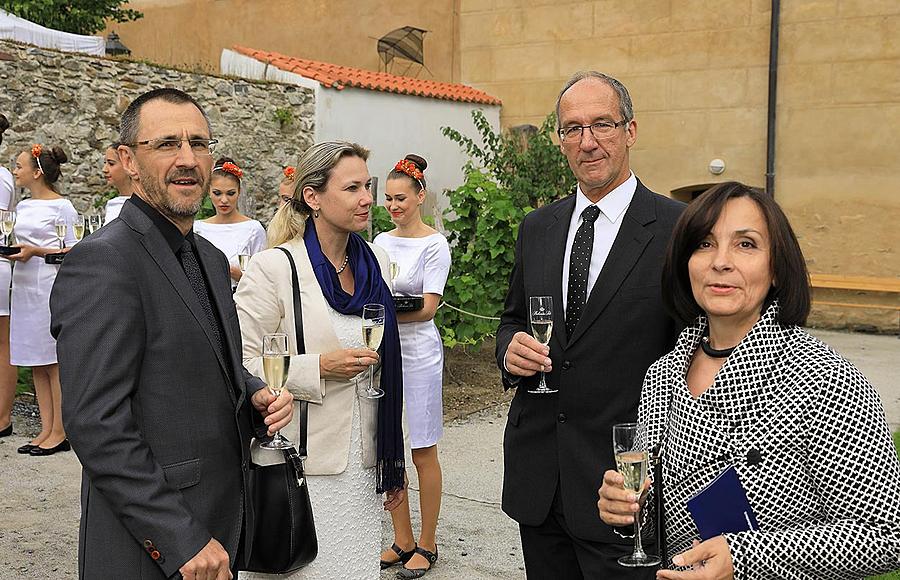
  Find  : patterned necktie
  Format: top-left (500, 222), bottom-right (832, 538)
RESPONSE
top-left (179, 239), bottom-right (224, 355)
top-left (565, 205), bottom-right (601, 338)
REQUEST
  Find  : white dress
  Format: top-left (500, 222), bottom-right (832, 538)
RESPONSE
top-left (103, 195), bottom-right (130, 225)
top-left (241, 308), bottom-right (382, 580)
top-left (0, 167), bottom-right (13, 316)
top-left (194, 219), bottom-right (267, 287)
top-left (10, 198), bottom-right (79, 366)
top-left (374, 232), bottom-right (451, 448)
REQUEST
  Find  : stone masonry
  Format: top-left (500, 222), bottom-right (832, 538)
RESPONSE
top-left (0, 39), bottom-right (315, 223)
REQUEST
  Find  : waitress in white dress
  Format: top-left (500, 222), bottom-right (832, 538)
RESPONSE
top-left (0, 113), bottom-right (17, 438)
top-left (101, 142), bottom-right (132, 225)
top-left (375, 155), bottom-right (451, 578)
top-left (194, 157), bottom-right (266, 288)
top-left (9, 144), bottom-right (78, 456)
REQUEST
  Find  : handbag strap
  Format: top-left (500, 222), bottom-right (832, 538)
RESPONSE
top-left (275, 246), bottom-right (309, 461)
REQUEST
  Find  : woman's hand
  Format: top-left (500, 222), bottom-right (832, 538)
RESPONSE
top-left (383, 472), bottom-right (408, 511)
top-left (656, 537), bottom-right (734, 580)
top-left (319, 348), bottom-right (378, 380)
top-left (597, 469), bottom-right (650, 526)
top-left (7, 244), bottom-right (38, 262)
top-left (229, 264), bottom-right (243, 282)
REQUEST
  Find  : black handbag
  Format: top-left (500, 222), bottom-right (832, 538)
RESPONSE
top-left (244, 247), bottom-right (318, 573)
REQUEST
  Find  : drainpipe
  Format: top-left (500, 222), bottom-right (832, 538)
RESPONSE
top-left (765, 0), bottom-right (781, 196)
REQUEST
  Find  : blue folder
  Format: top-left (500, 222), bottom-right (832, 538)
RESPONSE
top-left (686, 466), bottom-right (759, 540)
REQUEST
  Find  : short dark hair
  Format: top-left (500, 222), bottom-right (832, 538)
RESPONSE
top-left (387, 153), bottom-right (427, 191)
top-left (119, 88), bottom-right (211, 146)
top-left (661, 181), bottom-right (811, 327)
top-left (27, 144), bottom-right (69, 190)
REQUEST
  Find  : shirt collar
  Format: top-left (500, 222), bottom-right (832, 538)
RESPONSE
top-left (574, 172), bottom-right (637, 224)
top-left (128, 194), bottom-right (194, 255)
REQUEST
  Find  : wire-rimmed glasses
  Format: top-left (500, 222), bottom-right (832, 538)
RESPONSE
top-left (557, 119), bottom-right (629, 144)
top-left (127, 138), bottom-right (219, 158)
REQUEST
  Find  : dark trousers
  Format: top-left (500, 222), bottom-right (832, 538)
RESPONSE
top-left (519, 484), bottom-right (656, 579)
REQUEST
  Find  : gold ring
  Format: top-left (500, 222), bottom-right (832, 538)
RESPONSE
top-left (357, 357), bottom-right (361, 366)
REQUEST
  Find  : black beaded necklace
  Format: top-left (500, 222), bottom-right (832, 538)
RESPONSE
top-left (700, 329), bottom-right (736, 358)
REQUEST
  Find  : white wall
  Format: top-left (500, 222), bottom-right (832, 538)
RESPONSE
top-left (221, 48), bottom-right (501, 225)
top-left (316, 86), bottom-right (500, 224)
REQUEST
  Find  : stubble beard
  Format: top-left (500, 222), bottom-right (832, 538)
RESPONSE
top-left (137, 164), bottom-right (206, 219)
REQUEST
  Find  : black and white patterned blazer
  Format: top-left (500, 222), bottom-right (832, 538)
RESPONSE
top-left (639, 302), bottom-right (900, 578)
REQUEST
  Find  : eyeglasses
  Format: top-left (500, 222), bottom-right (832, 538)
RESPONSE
top-left (127, 138), bottom-right (219, 157)
top-left (557, 120), bottom-right (628, 144)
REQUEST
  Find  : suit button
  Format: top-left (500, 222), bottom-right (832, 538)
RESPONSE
top-left (557, 413), bottom-right (567, 423)
top-left (562, 361), bottom-right (572, 371)
top-left (143, 540), bottom-right (153, 549)
top-left (150, 550), bottom-right (161, 560)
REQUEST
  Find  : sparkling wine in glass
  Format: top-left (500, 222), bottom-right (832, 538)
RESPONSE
top-left (259, 333), bottom-right (292, 450)
top-left (238, 254), bottom-right (251, 271)
top-left (0, 210), bottom-right (15, 246)
top-left (612, 422), bottom-right (660, 568)
top-left (389, 261), bottom-right (399, 293)
top-left (73, 214), bottom-right (85, 242)
top-left (87, 214), bottom-right (102, 234)
top-left (361, 303), bottom-right (385, 399)
top-left (54, 217), bottom-right (67, 250)
top-left (527, 296), bottom-right (557, 394)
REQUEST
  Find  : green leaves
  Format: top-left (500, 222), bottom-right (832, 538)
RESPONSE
top-left (0, 1), bottom-right (142, 36)
top-left (436, 111), bottom-right (575, 347)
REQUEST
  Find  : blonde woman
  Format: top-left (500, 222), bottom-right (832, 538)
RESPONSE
top-left (236, 141), bottom-right (406, 579)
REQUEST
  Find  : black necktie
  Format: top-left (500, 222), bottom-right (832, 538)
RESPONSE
top-left (179, 239), bottom-right (224, 355)
top-left (565, 205), bottom-right (601, 338)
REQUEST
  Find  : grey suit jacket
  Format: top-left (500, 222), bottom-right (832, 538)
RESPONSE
top-left (50, 201), bottom-right (265, 579)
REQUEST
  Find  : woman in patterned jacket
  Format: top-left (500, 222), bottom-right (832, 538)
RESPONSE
top-left (598, 181), bottom-right (900, 579)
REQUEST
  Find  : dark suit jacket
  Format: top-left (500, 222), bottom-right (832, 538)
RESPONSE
top-left (496, 179), bottom-right (685, 544)
top-left (50, 201), bottom-right (265, 579)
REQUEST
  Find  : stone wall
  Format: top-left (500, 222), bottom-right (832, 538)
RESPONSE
top-left (0, 40), bottom-right (315, 223)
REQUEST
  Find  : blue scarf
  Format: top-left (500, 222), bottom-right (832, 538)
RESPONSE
top-left (303, 218), bottom-right (405, 493)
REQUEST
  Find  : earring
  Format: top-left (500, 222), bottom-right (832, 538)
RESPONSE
top-left (313, 209), bottom-right (320, 218)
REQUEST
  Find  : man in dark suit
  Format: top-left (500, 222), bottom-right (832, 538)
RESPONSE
top-left (496, 72), bottom-right (685, 578)
top-left (50, 88), bottom-right (293, 580)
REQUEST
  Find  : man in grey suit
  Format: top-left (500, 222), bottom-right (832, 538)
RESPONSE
top-left (496, 72), bottom-right (685, 577)
top-left (50, 88), bottom-right (293, 580)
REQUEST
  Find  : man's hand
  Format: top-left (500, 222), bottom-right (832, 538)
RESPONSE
top-left (504, 331), bottom-right (552, 377)
top-left (656, 537), bottom-right (734, 580)
top-left (250, 388), bottom-right (294, 436)
top-left (179, 538), bottom-right (231, 580)
top-left (597, 469), bottom-right (650, 526)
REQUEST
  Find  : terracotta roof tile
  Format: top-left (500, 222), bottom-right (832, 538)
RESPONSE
top-left (232, 45), bottom-right (501, 106)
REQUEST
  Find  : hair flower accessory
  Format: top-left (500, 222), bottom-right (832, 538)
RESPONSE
top-left (283, 166), bottom-right (296, 181)
top-left (394, 158), bottom-right (423, 180)
top-left (214, 161), bottom-right (243, 179)
top-left (31, 144), bottom-right (45, 174)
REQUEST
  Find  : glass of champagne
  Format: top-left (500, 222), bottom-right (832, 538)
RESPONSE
top-left (0, 210), bottom-right (15, 246)
top-left (361, 303), bottom-right (385, 399)
top-left (73, 214), bottom-right (85, 242)
top-left (612, 422), bottom-right (660, 568)
top-left (54, 217), bottom-right (67, 250)
top-left (389, 261), bottom-right (400, 293)
top-left (260, 333), bottom-right (292, 450)
top-left (527, 295), bottom-right (557, 394)
top-left (238, 253), bottom-right (251, 271)
top-left (88, 214), bottom-right (102, 234)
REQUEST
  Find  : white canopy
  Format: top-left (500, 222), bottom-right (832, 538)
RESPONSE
top-left (0, 8), bottom-right (105, 56)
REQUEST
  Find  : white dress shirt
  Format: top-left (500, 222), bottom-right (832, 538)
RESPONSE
top-left (561, 172), bottom-right (636, 314)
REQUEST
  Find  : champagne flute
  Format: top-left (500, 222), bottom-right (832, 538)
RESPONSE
top-left (260, 333), bottom-right (292, 450)
top-left (238, 253), bottom-right (251, 271)
top-left (612, 422), bottom-right (660, 568)
top-left (88, 214), bottom-right (102, 234)
top-left (527, 295), bottom-right (557, 394)
top-left (389, 261), bottom-right (399, 293)
top-left (73, 214), bottom-right (85, 242)
top-left (0, 210), bottom-right (15, 246)
top-left (361, 303), bottom-right (385, 399)
top-left (54, 217), bottom-right (67, 250)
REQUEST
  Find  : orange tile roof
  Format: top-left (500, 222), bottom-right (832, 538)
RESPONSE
top-left (232, 45), bottom-right (502, 106)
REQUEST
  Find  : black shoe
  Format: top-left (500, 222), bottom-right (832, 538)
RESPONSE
top-left (29, 439), bottom-right (71, 456)
top-left (0, 423), bottom-right (11, 437)
top-left (397, 545), bottom-right (438, 579)
top-left (18, 443), bottom-right (38, 454)
top-left (381, 543), bottom-right (417, 570)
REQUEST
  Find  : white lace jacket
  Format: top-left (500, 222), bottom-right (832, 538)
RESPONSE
top-left (638, 302), bottom-right (900, 579)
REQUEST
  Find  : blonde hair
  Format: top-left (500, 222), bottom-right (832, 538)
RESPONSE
top-left (268, 140), bottom-right (370, 247)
